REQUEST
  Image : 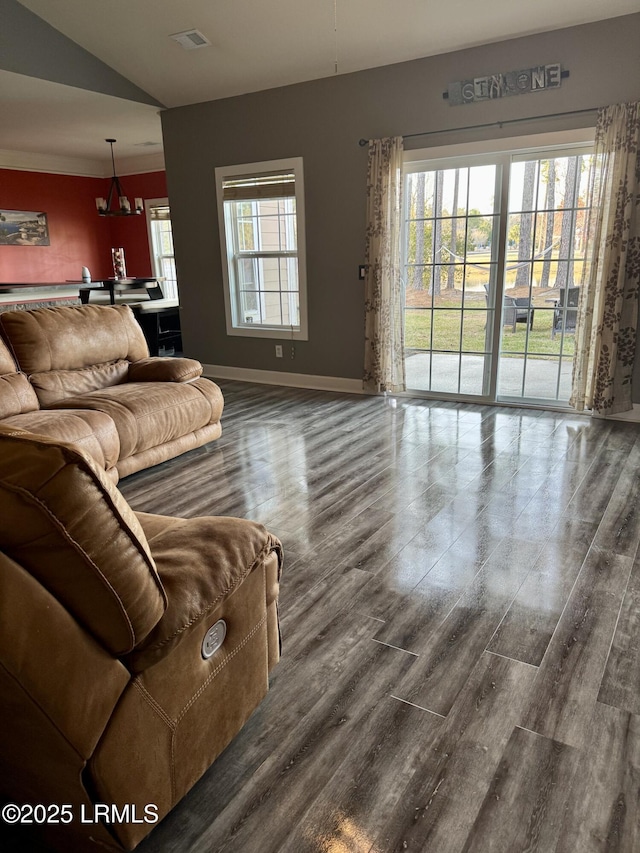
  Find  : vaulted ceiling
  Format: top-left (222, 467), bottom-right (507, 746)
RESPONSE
top-left (2, 0), bottom-right (638, 170)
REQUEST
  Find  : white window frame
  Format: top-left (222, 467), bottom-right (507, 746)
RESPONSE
top-left (401, 128), bottom-right (595, 405)
top-left (215, 157), bottom-right (309, 340)
top-left (145, 198), bottom-right (178, 300)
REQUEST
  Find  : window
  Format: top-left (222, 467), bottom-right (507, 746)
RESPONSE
top-left (145, 199), bottom-right (178, 299)
top-left (499, 150), bottom-right (594, 402)
top-left (404, 160), bottom-right (500, 397)
top-left (215, 158), bottom-right (308, 339)
top-left (402, 135), bottom-right (594, 405)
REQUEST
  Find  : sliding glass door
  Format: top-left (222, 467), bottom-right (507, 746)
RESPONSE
top-left (403, 161), bottom-right (501, 398)
top-left (498, 152), bottom-right (593, 403)
top-left (402, 146), bottom-right (593, 406)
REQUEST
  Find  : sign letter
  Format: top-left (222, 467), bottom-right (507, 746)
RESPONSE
top-left (546, 64), bottom-right (561, 88)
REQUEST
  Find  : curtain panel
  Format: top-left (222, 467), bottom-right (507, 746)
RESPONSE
top-left (363, 137), bottom-right (406, 394)
top-left (571, 101), bottom-right (640, 415)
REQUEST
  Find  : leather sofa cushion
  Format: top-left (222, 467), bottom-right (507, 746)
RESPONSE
top-left (51, 378), bottom-right (224, 460)
top-left (29, 360), bottom-right (130, 407)
top-left (0, 336), bottom-right (17, 374)
top-left (0, 372), bottom-right (40, 417)
top-left (0, 303), bottom-right (148, 374)
top-left (1, 409), bottom-right (120, 475)
top-left (0, 429), bottom-right (167, 655)
top-left (0, 550), bottom-right (130, 761)
top-left (128, 512), bottom-right (283, 671)
top-left (128, 357), bottom-right (202, 383)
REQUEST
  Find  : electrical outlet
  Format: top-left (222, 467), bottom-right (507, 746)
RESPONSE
top-left (275, 345), bottom-right (283, 358)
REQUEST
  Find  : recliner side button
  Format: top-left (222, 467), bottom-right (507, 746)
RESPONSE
top-left (202, 619), bottom-right (227, 659)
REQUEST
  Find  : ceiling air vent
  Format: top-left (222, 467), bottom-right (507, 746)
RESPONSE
top-left (169, 29), bottom-right (211, 50)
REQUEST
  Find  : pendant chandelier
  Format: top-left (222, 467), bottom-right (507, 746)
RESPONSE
top-left (95, 139), bottom-right (143, 217)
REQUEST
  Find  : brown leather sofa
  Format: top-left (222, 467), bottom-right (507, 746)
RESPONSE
top-left (0, 304), bottom-right (223, 481)
top-left (0, 428), bottom-right (282, 851)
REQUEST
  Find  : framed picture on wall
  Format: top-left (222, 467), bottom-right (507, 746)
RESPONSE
top-left (0, 209), bottom-right (50, 246)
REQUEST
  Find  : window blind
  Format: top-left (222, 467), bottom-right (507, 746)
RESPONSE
top-left (222, 170), bottom-right (296, 201)
top-left (149, 205), bottom-right (171, 221)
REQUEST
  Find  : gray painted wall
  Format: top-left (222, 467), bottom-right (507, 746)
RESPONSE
top-left (162, 14), bottom-right (640, 392)
top-left (0, 0), bottom-right (163, 107)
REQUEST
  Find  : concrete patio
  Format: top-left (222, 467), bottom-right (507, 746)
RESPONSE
top-left (405, 351), bottom-right (573, 402)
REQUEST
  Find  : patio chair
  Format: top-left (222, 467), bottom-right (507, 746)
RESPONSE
top-left (502, 296), bottom-right (535, 332)
top-left (485, 286), bottom-right (534, 332)
top-left (551, 286), bottom-right (579, 339)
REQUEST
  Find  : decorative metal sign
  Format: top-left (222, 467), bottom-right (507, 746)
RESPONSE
top-left (447, 63), bottom-right (563, 106)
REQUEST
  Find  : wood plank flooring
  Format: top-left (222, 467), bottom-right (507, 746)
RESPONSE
top-left (128, 382), bottom-right (640, 853)
top-left (6, 380), bottom-right (640, 852)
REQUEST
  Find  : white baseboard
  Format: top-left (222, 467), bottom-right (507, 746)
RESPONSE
top-left (201, 364), bottom-right (364, 394)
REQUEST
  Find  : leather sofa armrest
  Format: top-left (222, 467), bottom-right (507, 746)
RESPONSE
top-left (126, 513), bottom-right (283, 673)
top-left (128, 357), bottom-right (203, 383)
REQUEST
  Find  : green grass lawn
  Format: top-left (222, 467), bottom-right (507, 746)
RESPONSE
top-left (405, 301), bottom-right (575, 358)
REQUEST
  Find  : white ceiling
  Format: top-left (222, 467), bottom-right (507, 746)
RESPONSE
top-left (0, 70), bottom-right (163, 175)
top-left (3, 0), bottom-right (639, 169)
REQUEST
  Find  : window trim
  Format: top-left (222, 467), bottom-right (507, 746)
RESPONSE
top-left (401, 132), bottom-right (595, 405)
top-left (215, 157), bottom-right (309, 340)
top-left (403, 127), bottom-right (594, 166)
top-left (144, 197), bottom-right (179, 300)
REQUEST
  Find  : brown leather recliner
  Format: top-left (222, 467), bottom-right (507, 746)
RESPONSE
top-left (0, 428), bottom-right (282, 851)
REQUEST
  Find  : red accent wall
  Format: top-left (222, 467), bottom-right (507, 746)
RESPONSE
top-left (0, 169), bottom-right (167, 283)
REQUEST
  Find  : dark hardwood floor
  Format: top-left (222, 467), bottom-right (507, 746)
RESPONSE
top-left (127, 381), bottom-right (640, 853)
top-left (8, 380), bottom-right (640, 851)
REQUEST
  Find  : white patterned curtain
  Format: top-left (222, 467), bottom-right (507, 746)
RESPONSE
top-left (571, 102), bottom-right (640, 415)
top-left (363, 137), bottom-right (406, 394)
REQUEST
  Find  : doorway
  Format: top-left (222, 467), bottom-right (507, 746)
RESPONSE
top-left (402, 146), bottom-right (593, 406)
